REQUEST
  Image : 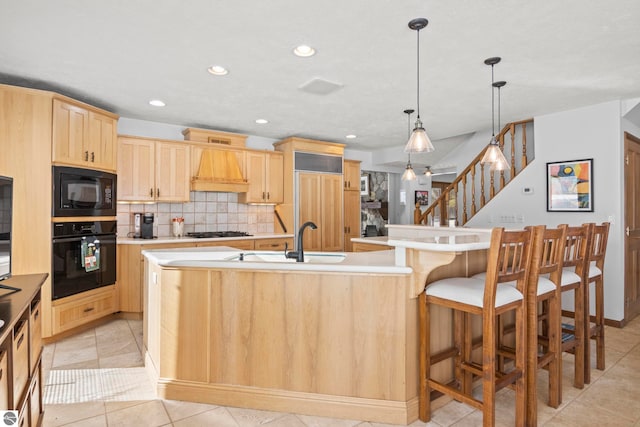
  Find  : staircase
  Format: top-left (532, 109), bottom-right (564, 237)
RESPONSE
top-left (414, 119), bottom-right (534, 226)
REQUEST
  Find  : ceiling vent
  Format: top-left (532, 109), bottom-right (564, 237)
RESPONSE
top-left (299, 78), bottom-right (344, 95)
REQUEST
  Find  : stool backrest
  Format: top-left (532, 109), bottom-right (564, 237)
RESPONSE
top-left (527, 225), bottom-right (566, 291)
top-left (558, 223), bottom-right (593, 278)
top-left (484, 227), bottom-right (534, 309)
top-left (585, 222), bottom-right (610, 271)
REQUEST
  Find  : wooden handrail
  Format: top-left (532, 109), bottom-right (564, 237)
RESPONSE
top-left (414, 119), bottom-right (533, 226)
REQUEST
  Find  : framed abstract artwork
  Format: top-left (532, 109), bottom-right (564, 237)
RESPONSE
top-left (415, 190), bottom-right (429, 206)
top-left (546, 158), bottom-right (593, 212)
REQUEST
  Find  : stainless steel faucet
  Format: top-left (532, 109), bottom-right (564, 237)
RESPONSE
top-left (285, 221), bottom-right (317, 262)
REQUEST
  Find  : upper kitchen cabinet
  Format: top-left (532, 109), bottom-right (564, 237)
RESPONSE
top-left (239, 150), bottom-right (283, 204)
top-left (52, 98), bottom-right (118, 172)
top-left (118, 136), bottom-right (190, 202)
top-left (343, 159), bottom-right (361, 191)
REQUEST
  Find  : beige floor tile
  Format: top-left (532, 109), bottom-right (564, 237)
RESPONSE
top-left (296, 414), bottom-right (361, 427)
top-left (227, 406), bottom-right (288, 426)
top-left (430, 400), bottom-right (474, 426)
top-left (162, 399), bottom-right (219, 423)
top-left (173, 406), bottom-right (240, 426)
top-left (106, 400), bottom-right (171, 427)
top-left (573, 376), bottom-right (640, 421)
top-left (544, 399), bottom-right (635, 426)
top-left (105, 399), bottom-right (157, 413)
top-left (51, 340), bottom-right (99, 370)
top-left (263, 414), bottom-right (307, 426)
top-left (43, 402), bottom-right (105, 427)
top-left (59, 414), bottom-right (108, 427)
top-left (99, 350), bottom-right (144, 368)
top-left (96, 336), bottom-right (140, 358)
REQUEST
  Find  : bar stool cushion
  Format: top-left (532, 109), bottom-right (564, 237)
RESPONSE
top-left (472, 272), bottom-right (556, 296)
top-left (560, 268), bottom-right (582, 286)
top-left (425, 277), bottom-right (523, 308)
top-left (587, 262), bottom-right (602, 279)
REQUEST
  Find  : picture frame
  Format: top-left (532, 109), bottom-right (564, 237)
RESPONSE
top-left (415, 190), bottom-right (429, 206)
top-left (360, 175), bottom-right (369, 196)
top-left (546, 158), bottom-right (593, 212)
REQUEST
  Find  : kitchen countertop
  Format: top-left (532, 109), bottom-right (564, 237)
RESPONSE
top-left (143, 246), bottom-right (412, 274)
top-left (118, 233), bottom-right (294, 245)
top-left (353, 226), bottom-right (492, 252)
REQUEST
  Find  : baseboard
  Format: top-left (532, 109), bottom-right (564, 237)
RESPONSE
top-left (561, 310), bottom-right (623, 328)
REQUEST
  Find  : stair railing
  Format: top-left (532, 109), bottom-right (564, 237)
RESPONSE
top-left (414, 119), bottom-right (533, 226)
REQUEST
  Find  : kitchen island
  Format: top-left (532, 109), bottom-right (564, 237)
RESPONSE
top-left (142, 226), bottom-right (492, 424)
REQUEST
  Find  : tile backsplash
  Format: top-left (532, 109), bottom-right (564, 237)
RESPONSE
top-left (117, 192), bottom-right (275, 238)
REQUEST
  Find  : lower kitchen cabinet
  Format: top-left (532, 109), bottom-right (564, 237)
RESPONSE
top-left (117, 237), bottom-right (291, 314)
top-left (51, 285), bottom-right (117, 335)
top-left (0, 273), bottom-right (47, 427)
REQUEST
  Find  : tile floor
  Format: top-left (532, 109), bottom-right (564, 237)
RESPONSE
top-left (42, 317), bottom-right (640, 426)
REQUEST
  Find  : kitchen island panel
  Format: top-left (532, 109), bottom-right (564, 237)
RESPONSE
top-left (147, 266), bottom-right (418, 423)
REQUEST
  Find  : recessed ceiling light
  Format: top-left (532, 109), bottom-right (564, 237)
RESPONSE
top-left (346, 134), bottom-right (357, 139)
top-left (255, 119), bottom-right (269, 124)
top-left (149, 99), bottom-right (165, 107)
top-left (207, 65), bottom-right (228, 76)
top-left (293, 45), bottom-right (316, 57)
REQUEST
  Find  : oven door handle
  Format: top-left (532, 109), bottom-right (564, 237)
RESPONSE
top-left (52, 234), bottom-right (116, 244)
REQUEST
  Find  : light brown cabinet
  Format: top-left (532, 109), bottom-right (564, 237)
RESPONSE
top-left (117, 237), bottom-right (290, 313)
top-left (0, 274), bottom-right (47, 427)
top-left (51, 285), bottom-right (117, 335)
top-left (52, 99), bottom-right (117, 171)
top-left (343, 159), bottom-right (361, 191)
top-left (239, 151), bottom-right (284, 204)
top-left (254, 237), bottom-right (294, 250)
top-left (118, 136), bottom-right (191, 202)
top-left (298, 173), bottom-right (343, 252)
top-left (343, 160), bottom-right (361, 251)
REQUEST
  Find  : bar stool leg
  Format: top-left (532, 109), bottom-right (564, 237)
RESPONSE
top-left (419, 292), bottom-right (431, 421)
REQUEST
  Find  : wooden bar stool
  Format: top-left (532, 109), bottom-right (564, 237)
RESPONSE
top-left (474, 226), bottom-right (565, 425)
top-left (554, 223), bottom-right (593, 390)
top-left (419, 227), bottom-right (534, 426)
top-left (583, 222), bottom-right (610, 383)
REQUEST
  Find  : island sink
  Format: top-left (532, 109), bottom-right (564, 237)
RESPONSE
top-left (227, 251), bottom-right (346, 264)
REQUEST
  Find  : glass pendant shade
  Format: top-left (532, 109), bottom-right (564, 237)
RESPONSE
top-left (402, 163), bottom-right (417, 181)
top-left (481, 138), bottom-right (509, 171)
top-left (404, 119), bottom-right (434, 153)
top-left (424, 166), bottom-right (432, 177)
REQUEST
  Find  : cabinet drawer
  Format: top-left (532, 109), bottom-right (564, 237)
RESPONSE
top-left (12, 320), bottom-right (29, 405)
top-left (29, 299), bottom-right (42, 373)
top-left (28, 362), bottom-right (42, 427)
top-left (254, 238), bottom-right (293, 251)
top-left (195, 240), bottom-right (254, 250)
top-left (52, 286), bottom-right (117, 335)
top-left (16, 388), bottom-right (28, 427)
top-left (0, 350), bottom-right (8, 410)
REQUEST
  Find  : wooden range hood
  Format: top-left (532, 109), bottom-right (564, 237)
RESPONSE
top-left (185, 127), bottom-right (250, 193)
top-left (191, 149), bottom-right (249, 193)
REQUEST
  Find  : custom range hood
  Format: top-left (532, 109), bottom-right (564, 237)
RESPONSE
top-left (184, 127), bottom-right (249, 193)
top-left (191, 149), bottom-right (249, 192)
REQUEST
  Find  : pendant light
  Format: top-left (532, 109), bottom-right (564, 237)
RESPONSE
top-left (401, 109), bottom-right (417, 181)
top-left (404, 18), bottom-right (434, 153)
top-left (480, 57), bottom-right (509, 171)
top-left (424, 166), bottom-right (432, 177)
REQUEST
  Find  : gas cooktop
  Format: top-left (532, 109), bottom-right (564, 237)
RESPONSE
top-left (185, 231), bottom-right (253, 239)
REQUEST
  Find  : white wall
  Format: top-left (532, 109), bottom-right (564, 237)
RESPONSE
top-left (464, 101), bottom-right (624, 320)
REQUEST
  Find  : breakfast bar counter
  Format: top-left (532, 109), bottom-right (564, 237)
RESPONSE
top-left (142, 226), bottom-right (492, 424)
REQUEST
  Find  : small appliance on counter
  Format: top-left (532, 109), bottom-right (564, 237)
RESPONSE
top-left (131, 212), bottom-right (143, 238)
top-left (140, 213), bottom-right (155, 239)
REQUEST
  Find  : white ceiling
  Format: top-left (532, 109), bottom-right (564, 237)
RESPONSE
top-left (1, 0), bottom-right (639, 167)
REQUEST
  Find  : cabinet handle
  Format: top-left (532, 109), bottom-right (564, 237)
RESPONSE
top-left (267, 192), bottom-right (270, 200)
top-left (0, 368), bottom-right (3, 381)
top-left (270, 243), bottom-right (278, 247)
top-left (84, 151), bottom-right (89, 161)
top-left (83, 307), bottom-right (95, 313)
top-left (156, 188), bottom-right (160, 197)
top-left (150, 188), bottom-right (154, 197)
top-left (91, 151), bottom-right (95, 162)
top-left (262, 191), bottom-right (265, 200)
top-left (34, 308), bottom-right (39, 320)
top-left (16, 332), bottom-right (25, 349)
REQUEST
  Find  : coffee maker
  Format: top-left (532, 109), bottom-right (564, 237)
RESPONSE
top-left (140, 213), bottom-right (155, 239)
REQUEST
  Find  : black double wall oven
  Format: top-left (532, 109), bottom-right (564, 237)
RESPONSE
top-left (52, 166), bottom-right (117, 300)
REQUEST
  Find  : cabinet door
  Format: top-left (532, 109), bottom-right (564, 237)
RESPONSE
top-left (0, 350), bottom-right (8, 410)
top-left (118, 137), bottom-right (155, 201)
top-left (321, 174), bottom-right (344, 252)
top-left (343, 190), bottom-right (361, 251)
top-left (343, 160), bottom-right (361, 191)
top-left (52, 99), bottom-right (89, 166)
top-left (254, 237), bottom-right (293, 251)
top-left (155, 142), bottom-right (190, 202)
top-left (266, 152), bottom-right (284, 204)
top-left (242, 151), bottom-right (267, 203)
top-left (298, 173), bottom-right (322, 251)
top-left (87, 111), bottom-right (117, 171)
